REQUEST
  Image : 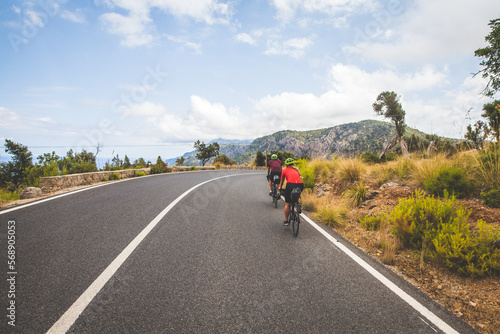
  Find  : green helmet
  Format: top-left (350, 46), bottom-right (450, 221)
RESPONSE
top-left (285, 158), bottom-right (295, 165)
top-left (271, 154), bottom-right (278, 160)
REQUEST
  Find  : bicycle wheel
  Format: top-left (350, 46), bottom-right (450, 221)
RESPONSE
top-left (292, 204), bottom-right (300, 237)
top-left (272, 185), bottom-right (278, 208)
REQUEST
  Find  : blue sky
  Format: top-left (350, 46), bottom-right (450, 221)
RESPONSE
top-left (1, 0), bottom-right (499, 163)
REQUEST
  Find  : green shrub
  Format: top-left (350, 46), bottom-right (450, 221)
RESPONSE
top-left (481, 188), bottom-right (500, 208)
top-left (0, 188), bottom-right (20, 204)
top-left (190, 165), bottom-right (197, 171)
top-left (359, 214), bottom-right (385, 231)
top-left (295, 160), bottom-right (316, 189)
top-left (134, 171), bottom-right (147, 177)
top-left (423, 166), bottom-right (472, 198)
top-left (389, 189), bottom-right (469, 250)
top-left (432, 220), bottom-right (500, 277)
top-left (109, 172), bottom-right (120, 180)
top-left (358, 152), bottom-right (380, 164)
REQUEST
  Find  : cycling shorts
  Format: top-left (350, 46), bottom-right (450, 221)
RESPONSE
top-left (269, 172), bottom-right (282, 184)
top-left (284, 183), bottom-right (304, 203)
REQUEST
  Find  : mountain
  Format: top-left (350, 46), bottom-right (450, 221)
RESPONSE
top-left (166, 119), bottom-right (436, 166)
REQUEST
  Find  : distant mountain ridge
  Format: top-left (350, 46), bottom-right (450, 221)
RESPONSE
top-left (166, 119), bottom-right (431, 166)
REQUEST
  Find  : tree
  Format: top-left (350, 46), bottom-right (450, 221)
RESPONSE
top-left (0, 139), bottom-right (33, 189)
top-left (175, 157), bottom-right (185, 166)
top-left (474, 18), bottom-right (500, 97)
top-left (123, 155), bottom-right (131, 168)
top-left (255, 151), bottom-right (266, 166)
top-left (373, 91), bottom-right (409, 158)
top-left (214, 153), bottom-right (235, 166)
top-left (481, 100), bottom-right (500, 142)
top-left (465, 120), bottom-right (487, 150)
top-left (194, 140), bottom-right (220, 166)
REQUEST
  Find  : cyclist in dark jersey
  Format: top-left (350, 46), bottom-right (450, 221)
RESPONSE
top-left (279, 158), bottom-right (304, 226)
top-left (267, 154), bottom-right (282, 196)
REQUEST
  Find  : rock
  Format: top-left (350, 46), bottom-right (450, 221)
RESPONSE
top-left (365, 190), bottom-right (379, 200)
top-left (20, 187), bottom-right (42, 199)
top-left (380, 182), bottom-right (399, 189)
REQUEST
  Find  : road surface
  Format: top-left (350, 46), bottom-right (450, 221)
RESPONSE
top-left (0, 170), bottom-right (477, 333)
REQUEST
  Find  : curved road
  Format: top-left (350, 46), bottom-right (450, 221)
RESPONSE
top-left (1, 170), bottom-right (477, 333)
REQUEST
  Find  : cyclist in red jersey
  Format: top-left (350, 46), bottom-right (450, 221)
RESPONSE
top-left (267, 154), bottom-right (282, 196)
top-left (279, 158), bottom-right (304, 226)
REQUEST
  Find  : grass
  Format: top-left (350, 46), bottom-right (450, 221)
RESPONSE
top-left (338, 158), bottom-right (365, 183)
top-left (0, 188), bottom-right (19, 205)
top-left (314, 201), bottom-right (348, 227)
top-left (343, 182), bottom-right (368, 207)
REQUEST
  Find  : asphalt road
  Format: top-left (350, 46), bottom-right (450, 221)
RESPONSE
top-left (0, 170), bottom-right (477, 333)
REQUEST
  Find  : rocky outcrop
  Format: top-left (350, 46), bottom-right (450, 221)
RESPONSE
top-left (39, 168), bottom-right (150, 192)
top-left (20, 187), bottom-right (42, 199)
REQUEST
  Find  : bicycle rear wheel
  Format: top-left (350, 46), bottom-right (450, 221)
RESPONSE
top-left (292, 204), bottom-right (300, 237)
top-left (272, 185), bottom-right (278, 208)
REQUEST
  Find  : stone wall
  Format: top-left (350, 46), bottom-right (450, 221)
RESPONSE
top-left (220, 166), bottom-right (266, 170)
top-left (39, 168), bottom-right (151, 192)
top-left (171, 166), bottom-right (216, 172)
top-left (39, 165), bottom-right (259, 193)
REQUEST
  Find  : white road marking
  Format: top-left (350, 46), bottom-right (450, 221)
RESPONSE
top-left (46, 173), bottom-right (251, 334)
top-left (300, 213), bottom-right (459, 334)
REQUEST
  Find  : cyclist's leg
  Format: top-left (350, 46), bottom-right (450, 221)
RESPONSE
top-left (284, 202), bottom-right (291, 221)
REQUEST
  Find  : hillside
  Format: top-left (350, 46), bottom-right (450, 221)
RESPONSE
top-left (167, 119), bottom-right (438, 166)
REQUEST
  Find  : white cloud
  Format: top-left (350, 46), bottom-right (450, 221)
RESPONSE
top-left (12, 5), bottom-right (21, 15)
top-left (265, 36), bottom-right (313, 58)
top-left (60, 10), bottom-right (87, 24)
top-left (235, 33), bottom-right (256, 45)
top-left (99, 0), bottom-right (232, 47)
top-left (121, 101), bottom-right (167, 116)
top-left (0, 107), bottom-right (20, 127)
top-left (345, 0), bottom-right (500, 63)
top-left (25, 9), bottom-right (45, 28)
top-left (272, 0), bottom-right (376, 22)
top-left (100, 12), bottom-right (154, 47)
top-left (165, 34), bottom-right (201, 53)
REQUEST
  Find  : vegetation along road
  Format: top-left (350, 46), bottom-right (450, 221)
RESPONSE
top-left (0, 170), bottom-right (477, 333)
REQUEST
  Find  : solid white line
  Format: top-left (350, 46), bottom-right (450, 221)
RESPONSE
top-left (300, 213), bottom-right (459, 334)
top-left (46, 173), bottom-right (252, 334)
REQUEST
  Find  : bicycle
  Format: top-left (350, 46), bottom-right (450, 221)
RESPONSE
top-left (288, 187), bottom-right (302, 237)
top-left (271, 175), bottom-right (281, 208)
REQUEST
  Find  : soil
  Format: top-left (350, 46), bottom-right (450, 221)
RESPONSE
top-left (2, 181), bottom-right (500, 333)
top-left (319, 180), bottom-right (500, 334)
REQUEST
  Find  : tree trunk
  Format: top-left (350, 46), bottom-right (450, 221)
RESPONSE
top-left (379, 136), bottom-right (398, 160)
top-left (399, 137), bottom-right (410, 157)
top-left (426, 140), bottom-right (435, 157)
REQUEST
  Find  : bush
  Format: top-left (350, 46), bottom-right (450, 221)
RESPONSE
top-left (0, 188), bottom-right (19, 204)
top-left (134, 171), bottom-right (147, 177)
top-left (150, 162), bottom-right (170, 174)
top-left (358, 152), bottom-right (380, 164)
top-left (481, 188), bottom-right (500, 208)
top-left (359, 214), bottom-right (385, 231)
top-left (389, 189), bottom-right (469, 250)
top-left (295, 160), bottom-right (316, 189)
top-left (432, 220), bottom-right (500, 277)
top-left (109, 173), bottom-right (120, 180)
top-left (423, 165), bottom-right (472, 198)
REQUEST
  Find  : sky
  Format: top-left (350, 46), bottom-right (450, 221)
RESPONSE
top-left (1, 0), bottom-right (499, 163)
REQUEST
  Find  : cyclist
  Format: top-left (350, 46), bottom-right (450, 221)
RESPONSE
top-left (279, 158), bottom-right (304, 226)
top-left (267, 154), bottom-right (282, 196)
